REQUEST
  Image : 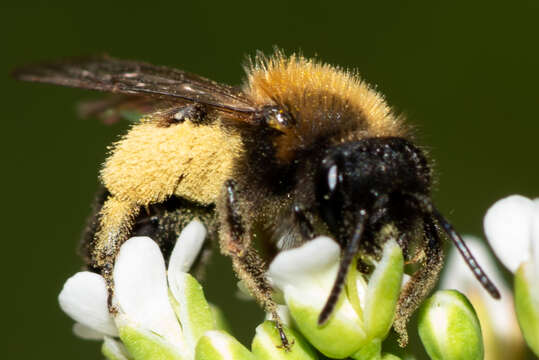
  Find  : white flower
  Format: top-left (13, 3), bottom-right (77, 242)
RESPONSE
top-left (267, 236), bottom-right (404, 359)
top-left (59, 271), bottom-right (119, 338)
top-left (440, 236), bottom-right (525, 360)
top-left (483, 195), bottom-right (539, 357)
top-left (58, 220), bottom-right (213, 360)
top-left (58, 220), bottom-right (320, 360)
top-left (483, 195), bottom-right (539, 275)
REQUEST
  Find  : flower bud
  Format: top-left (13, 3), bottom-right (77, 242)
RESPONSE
top-left (251, 321), bottom-right (318, 360)
top-left (418, 290), bottom-right (483, 360)
top-left (195, 330), bottom-right (255, 360)
top-left (268, 237), bottom-right (366, 357)
top-left (268, 237), bottom-right (404, 358)
top-left (514, 261), bottom-right (539, 356)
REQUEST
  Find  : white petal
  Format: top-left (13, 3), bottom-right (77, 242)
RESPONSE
top-left (441, 236), bottom-right (507, 293)
top-left (267, 236), bottom-right (340, 291)
top-left (73, 323), bottom-right (106, 340)
top-left (113, 237), bottom-right (183, 346)
top-left (483, 195), bottom-right (534, 272)
top-left (441, 236), bottom-right (517, 338)
top-left (58, 271), bottom-right (118, 337)
top-left (168, 220), bottom-right (206, 274)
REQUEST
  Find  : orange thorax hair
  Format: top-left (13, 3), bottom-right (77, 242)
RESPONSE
top-left (243, 53), bottom-right (406, 162)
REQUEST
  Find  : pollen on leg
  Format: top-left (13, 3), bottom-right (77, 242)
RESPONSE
top-left (94, 196), bottom-right (139, 268)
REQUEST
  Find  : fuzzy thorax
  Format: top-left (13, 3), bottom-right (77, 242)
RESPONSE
top-left (243, 53), bottom-right (406, 162)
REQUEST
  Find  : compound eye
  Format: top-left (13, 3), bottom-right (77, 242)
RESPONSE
top-left (316, 159), bottom-right (345, 234)
top-left (327, 164), bottom-right (339, 192)
top-left (260, 106), bottom-right (294, 132)
top-left (317, 159), bottom-right (343, 201)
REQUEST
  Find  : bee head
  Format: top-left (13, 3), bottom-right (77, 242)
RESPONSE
top-left (315, 137), bottom-right (431, 242)
top-left (314, 137), bottom-right (500, 325)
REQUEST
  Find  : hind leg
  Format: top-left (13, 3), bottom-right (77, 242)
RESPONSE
top-left (87, 195), bottom-right (140, 309)
top-left (79, 186), bottom-right (110, 269)
top-left (393, 217), bottom-right (444, 347)
top-left (218, 180), bottom-right (290, 350)
top-left (82, 192), bottom-right (216, 307)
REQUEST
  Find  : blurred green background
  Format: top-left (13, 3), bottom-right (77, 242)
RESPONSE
top-left (2, 1), bottom-right (538, 359)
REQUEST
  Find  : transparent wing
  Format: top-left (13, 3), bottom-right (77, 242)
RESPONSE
top-left (12, 55), bottom-right (256, 114)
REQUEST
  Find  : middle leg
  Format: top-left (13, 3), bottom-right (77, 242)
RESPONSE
top-left (218, 179), bottom-right (291, 350)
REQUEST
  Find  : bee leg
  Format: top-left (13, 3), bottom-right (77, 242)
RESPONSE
top-left (219, 180), bottom-right (291, 351)
top-left (79, 185), bottom-right (110, 270)
top-left (393, 216), bottom-right (444, 347)
top-left (91, 195), bottom-right (140, 311)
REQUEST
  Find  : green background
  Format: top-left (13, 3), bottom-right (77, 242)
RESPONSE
top-left (2, 1), bottom-right (538, 359)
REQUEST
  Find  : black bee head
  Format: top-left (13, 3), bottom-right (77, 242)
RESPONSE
top-left (314, 137), bottom-right (500, 325)
top-left (315, 137), bottom-right (431, 242)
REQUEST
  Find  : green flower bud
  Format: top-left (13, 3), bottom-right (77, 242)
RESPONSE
top-left (251, 321), bottom-right (318, 360)
top-left (195, 330), bottom-right (255, 360)
top-left (286, 296), bottom-right (368, 358)
top-left (514, 261), bottom-right (539, 356)
top-left (269, 237), bottom-right (368, 358)
top-left (418, 290), bottom-right (484, 360)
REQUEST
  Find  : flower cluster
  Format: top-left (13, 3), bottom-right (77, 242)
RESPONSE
top-left (59, 221), bottom-right (216, 359)
top-left (60, 192), bottom-right (539, 360)
top-left (59, 221), bottom-right (412, 359)
top-left (418, 194), bottom-right (539, 359)
top-left (268, 236), bottom-right (405, 359)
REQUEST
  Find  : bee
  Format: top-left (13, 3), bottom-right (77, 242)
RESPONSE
top-left (13, 51), bottom-right (500, 347)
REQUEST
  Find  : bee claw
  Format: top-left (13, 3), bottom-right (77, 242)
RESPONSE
top-left (276, 327), bottom-right (293, 351)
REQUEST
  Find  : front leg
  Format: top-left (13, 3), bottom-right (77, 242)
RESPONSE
top-left (218, 180), bottom-right (291, 350)
top-left (393, 216), bottom-right (444, 347)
